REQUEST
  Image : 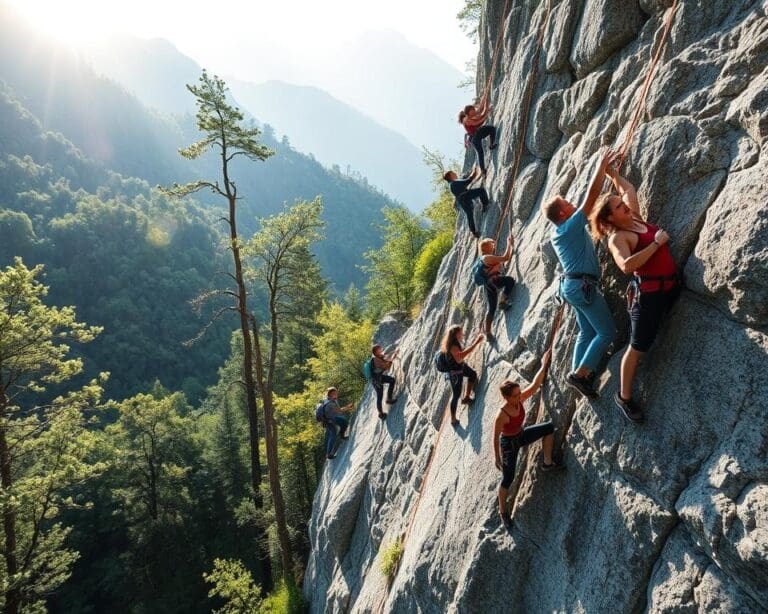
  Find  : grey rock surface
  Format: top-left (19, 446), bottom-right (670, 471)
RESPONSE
top-left (304, 1), bottom-right (768, 612)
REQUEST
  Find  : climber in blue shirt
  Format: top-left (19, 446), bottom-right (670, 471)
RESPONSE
top-left (444, 166), bottom-right (489, 238)
top-left (541, 148), bottom-right (617, 399)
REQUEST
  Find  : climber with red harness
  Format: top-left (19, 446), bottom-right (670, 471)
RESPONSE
top-left (444, 166), bottom-right (489, 239)
top-left (542, 148), bottom-right (616, 400)
top-left (459, 97), bottom-right (497, 176)
top-left (364, 344), bottom-right (398, 421)
top-left (589, 163), bottom-right (681, 423)
top-left (435, 325), bottom-right (484, 426)
top-left (493, 348), bottom-right (563, 529)
top-left (475, 236), bottom-right (516, 343)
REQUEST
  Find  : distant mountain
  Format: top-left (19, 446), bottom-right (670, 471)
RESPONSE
top-left (75, 35), bottom-right (436, 210)
top-left (229, 79), bottom-right (434, 210)
top-left (313, 30), bottom-right (470, 157)
top-left (78, 35), bottom-right (201, 115)
top-left (0, 4), bottom-right (397, 291)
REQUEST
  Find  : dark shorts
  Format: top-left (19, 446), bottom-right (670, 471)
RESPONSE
top-left (629, 285), bottom-right (681, 352)
top-left (499, 421), bottom-right (554, 488)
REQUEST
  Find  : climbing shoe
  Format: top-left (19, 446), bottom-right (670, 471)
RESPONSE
top-left (566, 372), bottom-right (599, 399)
top-left (541, 460), bottom-right (565, 472)
top-left (486, 332), bottom-right (495, 344)
top-left (499, 300), bottom-right (511, 311)
top-left (500, 511), bottom-right (513, 530)
top-left (461, 396), bottom-right (475, 405)
top-left (326, 453), bottom-right (336, 460)
top-left (489, 142), bottom-right (498, 150)
top-left (614, 393), bottom-right (644, 424)
top-left (386, 396), bottom-right (398, 405)
top-left (378, 411), bottom-right (387, 421)
top-left (451, 415), bottom-right (460, 427)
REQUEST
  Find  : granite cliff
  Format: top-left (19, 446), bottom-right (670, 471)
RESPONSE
top-left (305, 1), bottom-right (768, 611)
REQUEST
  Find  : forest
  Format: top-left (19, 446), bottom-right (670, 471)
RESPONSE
top-left (0, 14), bottom-right (461, 610)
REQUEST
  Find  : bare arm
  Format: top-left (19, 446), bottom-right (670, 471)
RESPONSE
top-left (520, 349), bottom-right (552, 401)
top-left (607, 232), bottom-right (663, 275)
top-left (451, 335), bottom-right (484, 362)
top-left (580, 149), bottom-right (613, 218)
top-left (493, 413), bottom-right (504, 470)
top-left (481, 237), bottom-right (515, 266)
top-left (606, 168), bottom-right (641, 215)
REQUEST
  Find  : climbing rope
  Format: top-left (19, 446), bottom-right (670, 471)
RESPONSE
top-left (615, 0), bottom-right (680, 168)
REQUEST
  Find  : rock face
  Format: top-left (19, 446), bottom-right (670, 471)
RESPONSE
top-left (304, 1), bottom-right (768, 612)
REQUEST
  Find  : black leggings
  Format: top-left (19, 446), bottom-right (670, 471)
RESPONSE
top-left (457, 188), bottom-right (489, 237)
top-left (471, 125), bottom-right (497, 173)
top-left (449, 363), bottom-right (477, 415)
top-left (485, 275), bottom-right (516, 321)
top-left (373, 374), bottom-right (395, 412)
top-left (499, 421), bottom-right (554, 488)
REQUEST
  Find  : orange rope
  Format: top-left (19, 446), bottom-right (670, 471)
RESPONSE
top-left (616, 0), bottom-right (679, 167)
top-left (480, 0), bottom-right (514, 104)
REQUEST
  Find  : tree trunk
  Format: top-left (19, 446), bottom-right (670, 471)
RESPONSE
top-left (0, 389), bottom-right (20, 614)
top-left (228, 194), bottom-right (273, 591)
top-left (251, 320), bottom-right (295, 584)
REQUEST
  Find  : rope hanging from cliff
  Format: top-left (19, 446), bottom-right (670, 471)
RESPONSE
top-left (615, 0), bottom-right (679, 167)
top-left (479, 0), bottom-right (514, 104)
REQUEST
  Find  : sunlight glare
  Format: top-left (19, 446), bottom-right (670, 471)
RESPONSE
top-left (8, 0), bottom-right (112, 43)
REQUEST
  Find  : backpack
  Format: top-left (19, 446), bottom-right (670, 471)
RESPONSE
top-left (362, 357), bottom-right (374, 381)
top-left (434, 350), bottom-right (453, 373)
top-left (472, 257), bottom-right (490, 286)
top-left (315, 399), bottom-right (330, 423)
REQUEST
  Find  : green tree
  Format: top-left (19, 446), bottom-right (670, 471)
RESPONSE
top-left (363, 207), bottom-right (432, 319)
top-left (457, 0), bottom-right (483, 41)
top-left (0, 259), bottom-right (104, 614)
top-left (307, 302), bottom-right (375, 404)
top-left (163, 69), bottom-right (275, 589)
top-left (204, 558), bottom-right (262, 614)
top-left (244, 199), bottom-right (326, 582)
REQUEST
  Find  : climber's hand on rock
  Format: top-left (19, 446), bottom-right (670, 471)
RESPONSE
top-left (654, 229), bottom-right (670, 245)
top-left (542, 348), bottom-right (553, 366)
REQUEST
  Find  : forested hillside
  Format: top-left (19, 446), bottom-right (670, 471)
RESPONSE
top-left (0, 3), bottom-right (396, 290)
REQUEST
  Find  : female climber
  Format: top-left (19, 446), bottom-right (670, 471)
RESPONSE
top-left (439, 325), bottom-right (484, 426)
top-left (370, 344), bottom-right (398, 420)
top-left (477, 235), bottom-right (516, 342)
top-left (589, 161), bottom-right (680, 424)
top-left (493, 349), bottom-right (563, 529)
top-left (459, 96), bottom-right (497, 175)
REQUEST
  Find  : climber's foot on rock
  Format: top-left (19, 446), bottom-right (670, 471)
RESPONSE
top-left (614, 393), bottom-right (644, 424)
top-left (461, 396), bottom-right (475, 405)
top-left (500, 511), bottom-right (513, 530)
top-left (567, 372), bottom-right (599, 399)
top-left (378, 411), bottom-right (387, 421)
top-left (326, 453), bottom-right (336, 460)
top-left (541, 460), bottom-right (565, 472)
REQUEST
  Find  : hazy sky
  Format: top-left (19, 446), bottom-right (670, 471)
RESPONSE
top-left (7, 0), bottom-right (476, 75)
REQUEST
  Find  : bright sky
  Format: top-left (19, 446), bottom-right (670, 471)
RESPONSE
top-left (6, 0), bottom-right (475, 74)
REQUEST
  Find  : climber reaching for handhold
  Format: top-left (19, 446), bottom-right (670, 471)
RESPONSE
top-left (493, 349), bottom-right (563, 530)
top-left (542, 147), bottom-right (616, 400)
top-left (588, 162), bottom-right (681, 424)
top-left (475, 236), bottom-right (516, 343)
top-left (317, 387), bottom-right (354, 460)
top-left (444, 166), bottom-right (489, 239)
top-left (366, 344), bottom-right (398, 420)
top-left (435, 325), bottom-right (484, 426)
top-left (459, 97), bottom-right (497, 176)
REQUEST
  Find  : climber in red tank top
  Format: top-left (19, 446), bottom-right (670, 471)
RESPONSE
top-left (589, 162), bottom-right (681, 424)
top-left (492, 349), bottom-right (563, 530)
top-left (459, 96), bottom-right (497, 175)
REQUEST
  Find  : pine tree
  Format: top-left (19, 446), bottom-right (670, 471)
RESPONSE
top-left (162, 69), bottom-right (275, 589)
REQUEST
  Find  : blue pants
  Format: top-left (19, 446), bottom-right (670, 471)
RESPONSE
top-left (324, 416), bottom-right (348, 456)
top-left (560, 278), bottom-right (614, 372)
